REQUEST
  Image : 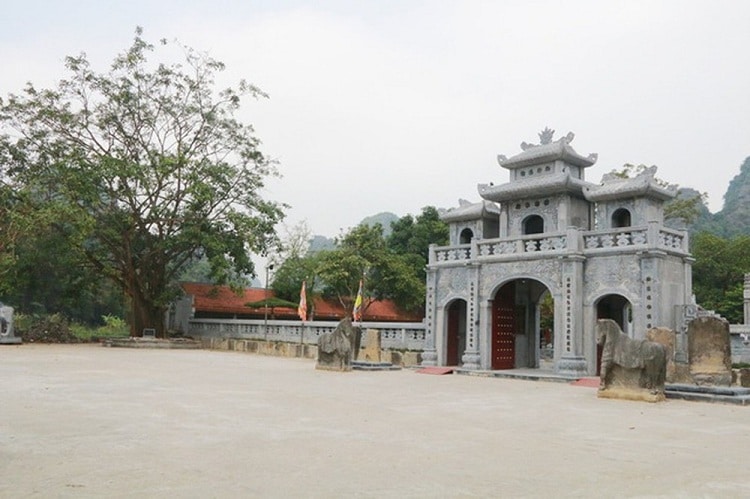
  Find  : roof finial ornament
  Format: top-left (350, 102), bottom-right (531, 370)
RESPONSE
top-left (539, 127), bottom-right (555, 145)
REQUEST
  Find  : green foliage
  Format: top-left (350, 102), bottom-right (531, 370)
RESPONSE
top-left (691, 232), bottom-right (750, 323)
top-left (101, 314), bottom-right (127, 330)
top-left (315, 222), bottom-right (426, 313)
top-left (271, 207), bottom-right (448, 316)
top-left (712, 156), bottom-right (750, 237)
top-left (387, 206), bottom-right (449, 283)
top-left (71, 315), bottom-right (130, 341)
top-left (0, 28), bottom-right (284, 335)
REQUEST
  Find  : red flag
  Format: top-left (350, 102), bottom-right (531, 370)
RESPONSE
top-left (297, 280), bottom-right (307, 322)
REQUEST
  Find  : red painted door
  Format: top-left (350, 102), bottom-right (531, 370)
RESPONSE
top-left (446, 302), bottom-right (460, 366)
top-left (492, 283), bottom-right (515, 370)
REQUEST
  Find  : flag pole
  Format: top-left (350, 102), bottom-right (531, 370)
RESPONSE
top-left (298, 280), bottom-right (307, 345)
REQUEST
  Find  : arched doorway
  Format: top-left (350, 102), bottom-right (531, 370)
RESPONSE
top-left (446, 299), bottom-right (467, 366)
top-left (491, 279), bottom-right (553, 370)
top-left (595, 294), bottom-right (633, 374)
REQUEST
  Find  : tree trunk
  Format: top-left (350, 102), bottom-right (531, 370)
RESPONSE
top-left (129, 289), bottom-right (166, 338)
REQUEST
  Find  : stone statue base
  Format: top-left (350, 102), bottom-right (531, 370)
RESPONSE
top-left (598, 386), bottom-right (665, 403)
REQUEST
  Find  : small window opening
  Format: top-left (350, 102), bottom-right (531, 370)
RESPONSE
top-left (523, 215), bottom-right (544, 235)
top-left (459, 228), bottom-right (474, 244)
top-left (611, 208), bottom-right (632, 228)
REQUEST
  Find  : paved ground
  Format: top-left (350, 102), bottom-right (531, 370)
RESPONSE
top-left (1, 345), bottom-right (749, 498)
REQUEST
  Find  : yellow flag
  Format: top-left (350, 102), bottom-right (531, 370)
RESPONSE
top-left (352, 279), bottom-right (363, 321)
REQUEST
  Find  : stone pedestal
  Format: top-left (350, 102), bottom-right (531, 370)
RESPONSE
top-left (420, 349), bottom-right (438, 366)
top-left (688, 316), bottom-right (732, 386)
top-left (461, 351), bottom-right (481, 370)
top-left (356, 329), bottom-right (382, 362)
top-left (556, 355), bottom-right (588, 376)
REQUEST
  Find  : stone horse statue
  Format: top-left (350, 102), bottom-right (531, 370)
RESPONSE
top-left (597, 319), bottom-right (667, 401)
top-left (316, 318), bottom-right (361, 371)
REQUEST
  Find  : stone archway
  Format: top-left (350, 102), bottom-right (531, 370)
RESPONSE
top-left (596, 294), bottom-right (632, 333)
top-left (491, 279), bottom-right (554, 370)
top-left (595, 293), bottom-right (633, 374)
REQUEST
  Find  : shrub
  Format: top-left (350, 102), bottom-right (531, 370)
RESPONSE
top-left (19, 313), bottom-right (79, 343)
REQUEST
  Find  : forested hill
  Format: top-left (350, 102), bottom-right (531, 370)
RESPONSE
top-left (707, 156), bottom-right (750, 237)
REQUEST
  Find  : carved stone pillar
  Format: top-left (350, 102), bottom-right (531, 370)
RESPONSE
top-left (460, 269), bottom-right (481, 370)
top-left (421, 270), bottom-right (438, 366)
top-left (556, 255), bottom-right (587, 376)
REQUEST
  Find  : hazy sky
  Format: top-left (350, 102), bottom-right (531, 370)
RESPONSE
top-left (2, 1), bottom-right (749, 242)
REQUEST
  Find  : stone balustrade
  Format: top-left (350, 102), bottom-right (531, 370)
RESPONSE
top-left (188, 318), bottom-right (426, 352)
top-left (429, 224), bottom-right (689, 266)
top-left (729, 325), bottom-right (750, 364)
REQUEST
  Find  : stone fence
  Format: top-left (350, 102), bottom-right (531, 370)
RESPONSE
top-left (729, 325), bottom-right (750, 364)
top-left (188, 318), bottom-right (426, 358)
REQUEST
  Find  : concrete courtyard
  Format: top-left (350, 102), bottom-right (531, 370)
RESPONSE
top-left (1, 344), bottom-right (749, 498)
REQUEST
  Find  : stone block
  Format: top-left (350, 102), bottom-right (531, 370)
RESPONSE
top-left (357, 329), bottom-right (381, 362)
top-left (646, 327), bottom-right (676, 383)
top-left (596, 319), bottom-right (667, 403)
top-left (688, 316), bottom-right (732, 386)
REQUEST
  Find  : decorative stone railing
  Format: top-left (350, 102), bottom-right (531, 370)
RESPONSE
top-left (188, 318), bottom-right (426, 351)
top-left (433, 243), bottom-right (472, 262)
top-left (657, 228), bottom-right (688, 252)
top-left (476, 232), bottom-right (569, 257)
top-left (429, 223), bottom-right (689, 266)
top-left (582, 227), bottom-right (648, 250)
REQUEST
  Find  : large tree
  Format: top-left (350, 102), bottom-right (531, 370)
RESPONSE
top-left (316, 224), bottom-right (424, 315)
top-left (387, 206), bottom-right (448, 282)
top-left (0, 29), bottom-right (284, 336)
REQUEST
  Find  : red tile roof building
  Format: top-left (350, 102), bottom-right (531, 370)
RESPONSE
top-left (181, 282), bottom-right (422, 322)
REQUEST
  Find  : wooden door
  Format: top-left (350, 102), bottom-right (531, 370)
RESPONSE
top-left (492, 283), bottom-right (516, 369)
top-left (446, 302), bottom-right (460, 366)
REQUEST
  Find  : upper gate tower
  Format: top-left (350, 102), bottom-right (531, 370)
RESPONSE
top-left (478, 128), bottom-right (598, 237)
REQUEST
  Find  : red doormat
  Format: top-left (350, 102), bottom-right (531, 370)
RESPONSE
top-left (415, 367), bottom-right (455, 375)
top-left (571, 377), bottom-right (600, 388)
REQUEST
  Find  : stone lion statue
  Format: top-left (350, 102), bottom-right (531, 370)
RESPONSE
top-left (597, 319), bottom-right (667, 402)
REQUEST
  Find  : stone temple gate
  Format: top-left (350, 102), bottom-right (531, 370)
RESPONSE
top-left (421, 129), bottom-right (694, 376)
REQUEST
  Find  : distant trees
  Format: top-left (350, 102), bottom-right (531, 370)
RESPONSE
top-left (272, 207), bottom-right (448, 317)
top-left (691, 233), bottom-right (750, 323)
top-left (0, 28), bottom-right (283, 335)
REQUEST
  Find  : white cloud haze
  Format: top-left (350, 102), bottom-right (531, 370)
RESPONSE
top-left (2, 0), bottom-right (749, 243)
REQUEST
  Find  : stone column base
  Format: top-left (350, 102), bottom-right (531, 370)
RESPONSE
top-left (556, 355), bottom-right (588, 376)
top-left (421, 349), bottom-right (437, 366)
top-left (460, 351), bottom-right (481, 370)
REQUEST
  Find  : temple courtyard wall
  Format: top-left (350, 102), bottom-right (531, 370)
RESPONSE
top-left (2, 344), bottom-right (749, 497)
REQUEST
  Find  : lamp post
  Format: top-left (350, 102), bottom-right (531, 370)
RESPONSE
top-left (264, 263), bottom-right (274, 341)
